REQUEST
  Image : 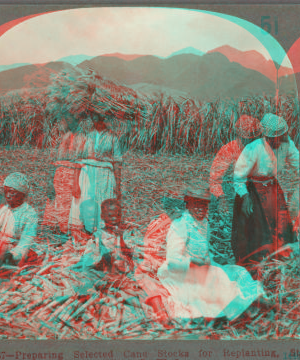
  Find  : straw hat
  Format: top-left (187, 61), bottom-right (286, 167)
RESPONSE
top-left (184, 182), bottom-right (211, 202)
top-left (235, 115), bottom-right (263, 139)
top-left (261, 113), bottom-right (288, 138)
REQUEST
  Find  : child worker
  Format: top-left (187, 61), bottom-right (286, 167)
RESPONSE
top-left (66, 198), bottom-right (135, 297)
top-left (157, 184), bottom-right (268, 324)
top-left (61, 199), bottom-right (100, 258)
top-left (78, 198), bottom-right (134, 275)
top-left (0, 173), bottom-right (40, 271)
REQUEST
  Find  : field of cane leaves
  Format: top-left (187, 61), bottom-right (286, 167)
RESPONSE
top-left (0, 68), bottom-right (299, 339)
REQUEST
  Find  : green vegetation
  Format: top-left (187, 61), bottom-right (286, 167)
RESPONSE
top-left (0, 69), bottom-right (298, 154)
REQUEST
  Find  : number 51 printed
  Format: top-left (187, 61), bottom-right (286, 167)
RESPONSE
top-left (261, 16), bottom-right (279, 35)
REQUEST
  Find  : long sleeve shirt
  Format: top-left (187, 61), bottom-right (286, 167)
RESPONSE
top-left (234, 137), bottom-right (299, 197)
top-left (164, 210), bottom-right (210, 274)
top-left (210, 140), bottom-right (243, 197)
top-left (0, 202), bottom-right (38, 260)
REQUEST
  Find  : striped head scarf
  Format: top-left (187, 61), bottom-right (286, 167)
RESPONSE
top-left (4, 172), bottom-right (30, 195)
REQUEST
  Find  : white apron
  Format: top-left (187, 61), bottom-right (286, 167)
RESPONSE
top-left (157, 211), bottom-right (264, 320)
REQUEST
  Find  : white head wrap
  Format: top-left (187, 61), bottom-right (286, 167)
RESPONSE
top-left (4, 172), bottom-right (30, 195)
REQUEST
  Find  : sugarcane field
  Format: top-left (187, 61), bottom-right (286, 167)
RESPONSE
top-left (0, 6), bottom-right (299, 342)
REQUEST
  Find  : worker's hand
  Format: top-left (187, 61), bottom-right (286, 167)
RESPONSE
top-left (293, 213), bottom-right (300, 232)
top-left (113, 227), bottom-right (124, 237)
top-left (191, 257), bottom-right (208, 267)
top-left (242, 194), bottom-right (253, 218)
top-left (168, 260), bottom-right (184, 273)
top-left (47, 184), bottom-right (56, 201)
top-left (114, 259), bottom-right (130, 273)
top-left (4, 252), bottom-right (17, 266)
top-left (116, 192), bottom-right (122, 205)
top-left (72, 185), bottom-right (81, 199)
top-left (218, 195), bottom-right (228, 213)
top-left (73, 189), bottom-right (81, 199)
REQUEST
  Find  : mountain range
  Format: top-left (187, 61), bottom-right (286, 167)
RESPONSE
top-left (56, 54), bottom-right (95, 66)
top-left (0, 46), bottom-right (297, 101)
top-left (78, 52), bottom-right (295, 100)
top-left (208, 45), bottom-right (293, 82)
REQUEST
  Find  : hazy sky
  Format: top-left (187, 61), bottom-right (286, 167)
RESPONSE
top-left (0, 7), bottom-right (291, 67)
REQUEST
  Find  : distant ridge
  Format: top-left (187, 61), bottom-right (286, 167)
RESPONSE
top-left (102, 53), bottom-right (146, 61)
top-left (166, 47), bottom-right (204, 58)
top-left (0, 61), bottom-right (77, 94)
top-left (0, 46), bottom-right (296, 99)
top-left (77, 52), bottom-right (277, 100)
top-left (0, 63), bottom-right (31, 73)
top-left (57, 54), bottom-right (95, 66)
top-left (208, 45), bottom-right (293, 82)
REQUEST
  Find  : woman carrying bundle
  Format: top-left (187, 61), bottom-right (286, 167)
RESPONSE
top-left (69, 112), bottom-right (123, 232)
top-left (232, 113), bottom-right (299, 268)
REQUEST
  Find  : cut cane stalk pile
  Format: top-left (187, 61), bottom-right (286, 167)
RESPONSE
top-left (0, 241), bottom-right (299, 340)
top-left (0, 147), bottom-right (298, 339)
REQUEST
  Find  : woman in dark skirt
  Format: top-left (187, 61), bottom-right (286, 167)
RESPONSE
top-left (231, 113), bottom-right (299, 267)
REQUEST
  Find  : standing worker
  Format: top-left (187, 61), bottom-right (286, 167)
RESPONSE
top-left (232, 113), bottom-right (299, 269)
top-left (42, 117), bottom-right (86, 235)
top-left (209, 115), bottom-right (263, 264)
top-left (69, 112), bottom-right (123, 231)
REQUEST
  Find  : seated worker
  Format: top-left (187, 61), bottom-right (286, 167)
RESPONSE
top-left (135, 194), bottom-right (185, 326)
top-left (0, 172), bottom-right (39, 269)
top-left (157, 184), bottom-right (267, 324)
top-left (79, 198), bottom-right (133, 274)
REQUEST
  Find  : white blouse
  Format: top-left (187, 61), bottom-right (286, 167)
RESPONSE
top-left (234, 137), bottom-right (299, 197)
top-left (157, 210), bottom-right (264, 320)
top-left (163, 210), bottom-right (210, 274)
top-left (82, 130), bottom-right (123, 163)
top-left (0, 202), bottom-right (38, 259)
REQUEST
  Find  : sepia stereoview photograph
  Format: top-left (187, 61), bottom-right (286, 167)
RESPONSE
top-left (0, 4), bottom-right (298, 343)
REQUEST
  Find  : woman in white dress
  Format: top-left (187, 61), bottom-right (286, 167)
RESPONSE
top-left (157, 185), bottom-right (266, 322)
top-left (69, 113), bottom-right (123, 231)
